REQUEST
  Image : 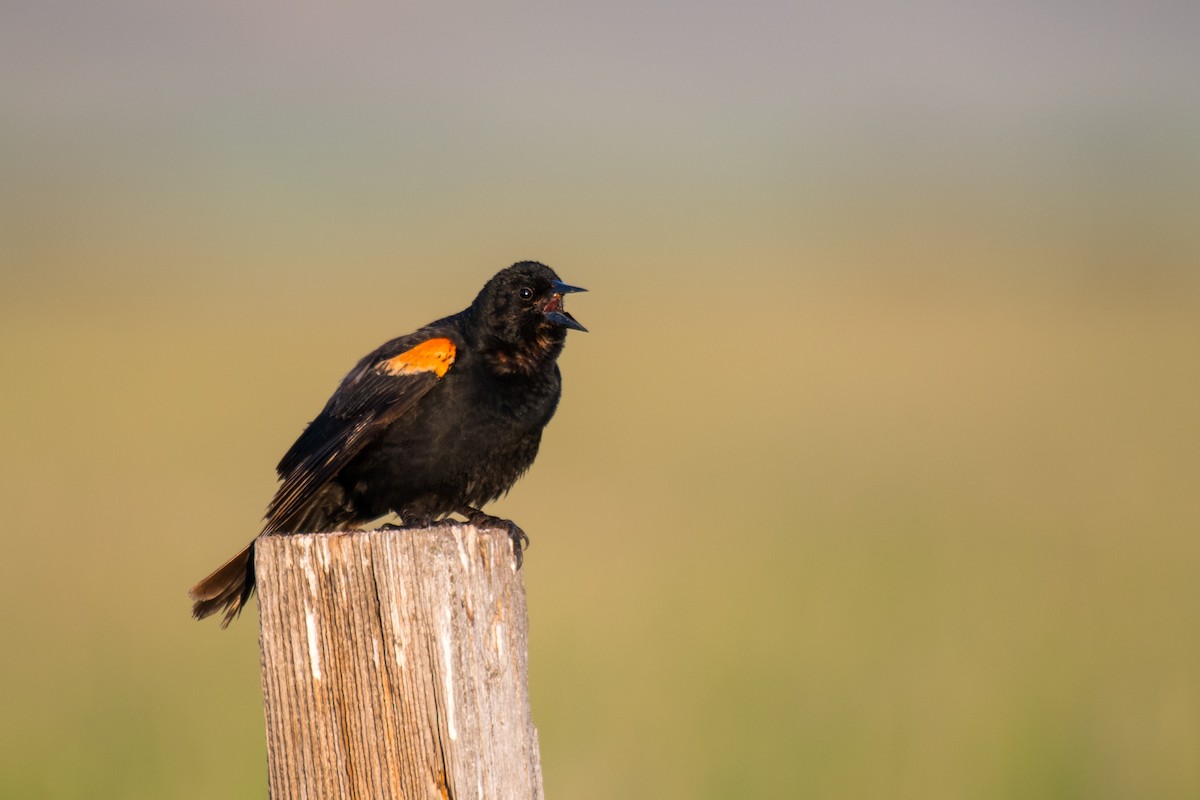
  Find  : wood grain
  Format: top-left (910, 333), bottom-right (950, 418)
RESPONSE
top-left (256, 525), bottom-right (544, 799)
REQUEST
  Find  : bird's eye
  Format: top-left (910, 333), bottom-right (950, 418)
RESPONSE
top-left (519, 287), bottom-right (534, 300)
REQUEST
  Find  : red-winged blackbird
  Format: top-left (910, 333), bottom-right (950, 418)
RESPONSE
top-left (190, 261), bottom-right (586, 626)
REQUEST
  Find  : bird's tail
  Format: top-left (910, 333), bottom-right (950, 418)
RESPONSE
top-left (189, 541), bottom-right (256, 628)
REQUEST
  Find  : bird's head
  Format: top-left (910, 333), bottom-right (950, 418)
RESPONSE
top-left (473, 261), bottom-right (587, 352)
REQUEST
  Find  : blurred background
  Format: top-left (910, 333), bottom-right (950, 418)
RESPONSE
top-left (2, 1), bottom-right (1199, 797)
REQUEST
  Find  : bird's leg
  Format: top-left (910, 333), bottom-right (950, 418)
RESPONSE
top-left (458, 506), bottom-right (530, 568)
top-left (403, 512), bottom-right (436, 529)
top-left (381, 512), bottom-right (451, 530)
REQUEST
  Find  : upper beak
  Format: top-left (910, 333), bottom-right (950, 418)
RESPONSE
top-left (544, 281), bottom-right (588, 332)
top-left (551, 280), bottom-right (587, 295)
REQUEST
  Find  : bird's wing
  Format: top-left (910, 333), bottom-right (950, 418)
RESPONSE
top-left (264, 333), bottom-right (458, 532)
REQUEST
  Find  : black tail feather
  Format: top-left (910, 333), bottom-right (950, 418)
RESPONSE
top-left (189, 541), bottom-right (256, 628)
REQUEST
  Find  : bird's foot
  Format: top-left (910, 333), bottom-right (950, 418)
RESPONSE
top-left (459, 507), bottom-right (530, 568)
top-left (382, 514), bottom-right (455, 530)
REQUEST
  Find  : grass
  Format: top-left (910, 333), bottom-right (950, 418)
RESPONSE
top-left (1, 273), bottom-right (1197, 798)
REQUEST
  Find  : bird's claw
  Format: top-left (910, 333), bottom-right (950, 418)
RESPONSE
top-left (506, 524), bottom-right (530, 569)
top-left (459, 508), bottom-right (530, 568)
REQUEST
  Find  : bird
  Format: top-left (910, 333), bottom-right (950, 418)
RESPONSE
top-left (189, 261), bottom-right (587, 626)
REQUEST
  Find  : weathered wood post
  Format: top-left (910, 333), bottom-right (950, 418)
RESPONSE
top-left (255, 525), bottom-right (544, 799)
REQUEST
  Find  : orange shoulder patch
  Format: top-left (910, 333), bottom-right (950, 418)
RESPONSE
top-left (378, 338), bottom-right (456, 378)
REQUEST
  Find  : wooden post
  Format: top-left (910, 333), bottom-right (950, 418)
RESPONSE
top-left (255, 525), bottom-right (544, 800)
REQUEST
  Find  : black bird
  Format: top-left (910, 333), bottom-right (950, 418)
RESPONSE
top-left (190, 261), bottom-right (587, 626)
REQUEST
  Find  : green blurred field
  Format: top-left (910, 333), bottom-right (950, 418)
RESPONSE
top-left (2, 262), bottom-right (1197, 798)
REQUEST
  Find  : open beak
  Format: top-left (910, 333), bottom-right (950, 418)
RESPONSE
top-left (544, 281), bottom-right (588, 332)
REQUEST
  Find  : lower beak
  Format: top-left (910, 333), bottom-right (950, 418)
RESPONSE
top-left (545, 309), bottom-right (588, 332)
top-left (543, 281), bottom-right (588, 332)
